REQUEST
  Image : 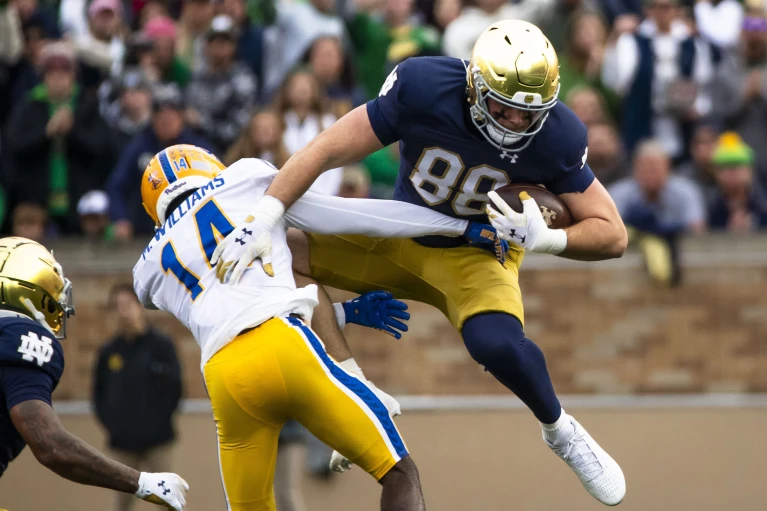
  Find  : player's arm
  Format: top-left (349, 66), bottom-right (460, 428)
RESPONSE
top-left (264, 105), bottom-right (383, 210)
top-left (284, 189), bottom-right (470, 238)
top-left (5, 365), bottom-right (187, 509)
top-left (10, 399), bottom-right (140, 490)
top-left (557, 179), bottom-right (628, 261)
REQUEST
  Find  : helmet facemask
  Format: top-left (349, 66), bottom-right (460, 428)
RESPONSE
top-left (468, 66), bottom-right (559, 153)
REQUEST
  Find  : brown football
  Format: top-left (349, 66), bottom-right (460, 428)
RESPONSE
top-left (492, 184), bottom-right (574, 229)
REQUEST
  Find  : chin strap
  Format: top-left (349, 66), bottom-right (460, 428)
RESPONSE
top-left (20, 297), bottom-right (56, 336)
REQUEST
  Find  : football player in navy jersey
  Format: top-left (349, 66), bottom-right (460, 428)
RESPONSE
top-left (0, 237), bottom-right (188, 510)
top-left (213, 20), bottom-right (628, 505)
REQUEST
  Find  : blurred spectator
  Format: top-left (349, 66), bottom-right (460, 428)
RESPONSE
top-left (261, 0), bottom-right (344, 100)
top-left (143, 16), bottom-right (192, 87)
top-left (10, 202), bottom-right (48, 241)
top-left (13, 0), bottom-right (59, 37)
top-left (136, 0), bottom-right (170, 29)
top-left (93, 282), bottom-right (182, 511)
top-left (275, 70), bottom-right (342, 195)
top-left (77, 189), bottom-right (114, 240)
top-left (339, 165), bottom-right (372, 198)
top-left (363, 144), bottom-right (400, 198)
top-left (0, 0), bottom-right (24, 123)
top-left (442, 0), bottom-right (554, 59)
top-left (107, 84), bottom-right (215, 239)
top-left (558, 11), bottom-right (618, 117)
top-left (566, 85), bottom-right (610, 125)
top-left (185, 15), bottom-right (256, 153)
top-left (694, 0), bottom-right (743, 50)
top-left (220, 0), bottom-right (264, 84)
top-left (224, 109), bottom-right (288, 167)
top-left (0, 0), bottom-right (23, 66)
top-left (74, 0), bottom-right (126, 90)
top-left (708, 132), bottom-right (767, 231)
top-left (305, 36), bottom-right (366, 117)
top-left (432, 0), bottom-right (462, 32)
top-left (588, 121), bottom-right (627, 186)
top-left (675, 123), bottom-right (718, 200)
top-left (540, 0), bottom-right (598, 51)
top-left (176, 0), bottom-right (213, 70)
top-left (602, 2), bottom-right (715, 159)
top-left (100, 68), bottom-right (153, 151)
top-left (5, 42), bottom-right (112, 234)
top-left (7, 11), bottom-right (62, 105)
top-left (348, 0), bottom-right (441, 100)
top-left (711, 15), bottom-right (767, 183)
top-left (609, 139), bottom-right (706, 234)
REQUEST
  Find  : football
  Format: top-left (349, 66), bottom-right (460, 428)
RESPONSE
top-left (491, 184), bottom-right (574, 229)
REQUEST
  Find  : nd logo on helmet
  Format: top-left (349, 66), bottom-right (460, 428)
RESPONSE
top-left (524, 95), bottom-right (535, 104)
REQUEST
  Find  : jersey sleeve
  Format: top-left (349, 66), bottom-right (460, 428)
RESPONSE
top-left (0, 319), bottom-right (65, 385)
top-left (365, 59), bottom-right (415, 146)
top-left (1, 365), bottom-right (56, 410)
top-left (541, 114), bottom-right (596, 195)
top-left (284, 190), bottom-right (469, 238)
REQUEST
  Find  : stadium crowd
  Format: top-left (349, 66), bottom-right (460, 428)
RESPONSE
top-left (0, 0), bottom-right (766, 243)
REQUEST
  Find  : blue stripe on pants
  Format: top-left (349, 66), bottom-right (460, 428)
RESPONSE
top-left (287, 316), bottom-right (408, 459)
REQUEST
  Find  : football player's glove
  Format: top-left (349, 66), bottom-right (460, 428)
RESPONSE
top-left (343, 291), bottom-right (410, 339)
top-left (486, 191), bottom-right (568, 255)
top-left (210, 196), bottom-right (285, 284)
top-left (464, 221), bottom-right (508, 264)
top-left (135, 472), bottom-right (189, 510)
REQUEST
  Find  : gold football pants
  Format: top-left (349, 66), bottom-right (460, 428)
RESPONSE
top-left (308, 234), bottom-right (525, 329)
top-left (203, 316), bottom-right (408, 511)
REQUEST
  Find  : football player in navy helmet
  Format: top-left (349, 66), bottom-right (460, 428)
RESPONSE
top-left (214, 20), bottom-right (628, 506)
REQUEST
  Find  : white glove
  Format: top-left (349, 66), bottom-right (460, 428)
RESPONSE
top-left (210, 196), bottom-right (285, 284)
top-left (330, 359), bottom-right (401, 473)
top-left (135, 472), bottom-right (189, 510)
top-left (486, 190), bottom-right (567, 255)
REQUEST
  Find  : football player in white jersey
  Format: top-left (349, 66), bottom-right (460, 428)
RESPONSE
top-left (133, 144), bottom-right (508, 511)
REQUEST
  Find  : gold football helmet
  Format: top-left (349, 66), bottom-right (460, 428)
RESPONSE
top-left (0, 237), bottom-right (75, 338)
top-left (467, 20), bottom-right (560, 152)
top-left (141, 144), bottom-right (226, 227)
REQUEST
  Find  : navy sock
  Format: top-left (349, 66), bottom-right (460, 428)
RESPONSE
top-left (462, 312), bottom-right (561, 424)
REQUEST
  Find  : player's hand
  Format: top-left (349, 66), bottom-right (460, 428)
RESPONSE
top-left (464, 221), bottom-right (508, 264)
top-left (486, 191), bottom-right (567, 255)
top-left (210, 197), bottom-right (285, 284)
top-left (328, 380), bottom-right (401, 474)
top-left (329, 450), bottom-right (354, 473)
top-left (343, 291), bottom-right (410, 339)
top-left (135, 472), bottom-right (189, 510)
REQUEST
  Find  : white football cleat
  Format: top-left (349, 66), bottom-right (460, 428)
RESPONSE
top-left (545, 416), bottom-right (626, 506)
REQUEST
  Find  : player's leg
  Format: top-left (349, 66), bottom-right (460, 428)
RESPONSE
top-left (277, 316), bottom-right (425, 510)
top-left (301, 232), bottom-right (624, 504)
top-left (449, 256), bottom-right (625, 506)
top-left (290, 229), bottom-right (360, 364)
top-left (203, 324), bottom-right (293, 511)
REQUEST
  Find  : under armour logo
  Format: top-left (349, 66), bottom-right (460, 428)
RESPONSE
top-left (508, 229), bottom-right (526, 243)
top-left (235, 227), bottom-right (253, 246)
top-left (158, 481), bottom-right (171, 495)
top-left (18, 332), bottom-right (54, 367)
top-left (500, 152), bottom-right (518, 163)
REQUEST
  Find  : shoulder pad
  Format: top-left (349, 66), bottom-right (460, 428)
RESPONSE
top-left (0, 317), bottom-right (65, 383)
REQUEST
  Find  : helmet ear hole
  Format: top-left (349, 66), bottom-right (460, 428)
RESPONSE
top-left (45, 295), bottom-right (56, 314)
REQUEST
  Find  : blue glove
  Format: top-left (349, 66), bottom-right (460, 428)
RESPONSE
top-left (464, 221), bottom-right (509, 264)
top-left (342, 291), bottom-right (410, 339)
